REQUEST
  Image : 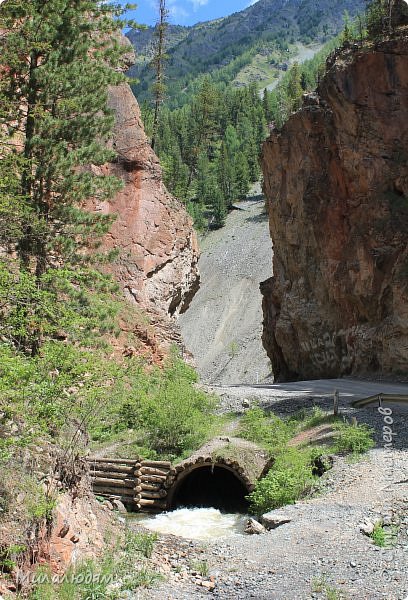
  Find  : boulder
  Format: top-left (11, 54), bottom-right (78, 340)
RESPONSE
top-left (245, 518), bottom-right (266, 535)
top-left (261, 510), bottom-right (292, 530)
top-left (111, 499), bottom-right (128, 514)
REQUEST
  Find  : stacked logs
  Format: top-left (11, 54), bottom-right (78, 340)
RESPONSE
top-left (88, 458), bottom-right (175, 512)
top-left (88, 458), bottom-right (142, 509)
top-left (139, 460), bottom-right (175, 512)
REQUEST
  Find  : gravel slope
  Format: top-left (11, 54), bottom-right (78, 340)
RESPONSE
top-left (178, 193), bottom-right (272, 385)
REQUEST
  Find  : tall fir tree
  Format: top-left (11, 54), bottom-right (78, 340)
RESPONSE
top-left (151, 0), bottom-right (169, 150)
top-left (286, 62), bottom-right (303, 112)
top-left (0, 0), bottom-right (135, 353)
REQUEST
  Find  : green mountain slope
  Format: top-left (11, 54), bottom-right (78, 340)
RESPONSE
top-left (128, 0), bottom-right (365, 104)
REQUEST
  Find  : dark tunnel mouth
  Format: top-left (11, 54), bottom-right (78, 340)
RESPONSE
top-left (167, 464), bottom-right (250, 513)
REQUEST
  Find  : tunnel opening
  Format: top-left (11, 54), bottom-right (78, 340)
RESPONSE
top-left (168, 465), bottom-right (250, 513)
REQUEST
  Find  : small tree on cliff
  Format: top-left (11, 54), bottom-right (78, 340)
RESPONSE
top-left (0, 0), bottom-right (136, 354)
top-left (365, 0), bottom-right (401, 38)
top-left (286, 62), bottom-right (303, 112)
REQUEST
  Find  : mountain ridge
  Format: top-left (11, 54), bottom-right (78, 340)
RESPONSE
top-left (127, 0), bottom-right (365, 103)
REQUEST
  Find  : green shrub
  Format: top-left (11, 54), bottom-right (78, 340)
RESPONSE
top-left (0, 340), bottom-right (217, 463)
top-left (333, 422), bottom-right (375, 456)
top-left (247, 447), bottom-right (320, 514)
top-left (137, 371), bottom-right (216, 458)
top-left (239, 407), bottom-right (293, 452)
top-left (27, 493), bottom-right (56, 522)
top-left (0, 544), bottom-right (26, 573)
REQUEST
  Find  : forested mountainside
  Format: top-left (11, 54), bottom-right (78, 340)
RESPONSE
top-left (128, 0), bottom-right (365, 105)
top-left (139, 39), bottom-right (342, 230)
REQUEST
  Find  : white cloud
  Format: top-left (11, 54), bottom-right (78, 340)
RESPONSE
top-left (168, 0), bottom-right (189, 20)
top-left (170, 5), bottom-right (189, 19)
top-left (189, 0), bottom-right (209, 11)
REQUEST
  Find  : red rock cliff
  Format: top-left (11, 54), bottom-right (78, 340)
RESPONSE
top-left (89, 40), bottom-right (199, 327)
top-left (261, 30), bottom-right (408, 381)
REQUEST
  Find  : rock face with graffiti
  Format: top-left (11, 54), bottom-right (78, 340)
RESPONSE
top-left (261, 27), bottom-right (408, 381)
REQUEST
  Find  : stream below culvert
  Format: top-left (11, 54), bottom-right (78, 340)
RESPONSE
top-left (128, 507), bottom-right (248, 541)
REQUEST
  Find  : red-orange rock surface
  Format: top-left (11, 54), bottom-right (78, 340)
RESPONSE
top-left (261, 32), bottom-right (408, 381)
top-left (88, 40), bottom-right (199, 326)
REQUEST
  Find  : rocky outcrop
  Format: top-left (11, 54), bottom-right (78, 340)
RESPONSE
top-left (261, 31), bottom-right (408, 381)
top-left (89, 39), bottom-right (199, 326)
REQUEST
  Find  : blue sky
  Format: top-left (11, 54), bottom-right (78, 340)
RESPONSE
top-left (123, 0), bottom-right (257, 27)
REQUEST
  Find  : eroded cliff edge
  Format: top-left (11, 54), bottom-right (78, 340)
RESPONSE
top-left (89, 40), bottom-right (199, 335)
top-left (261, 30), bottom-right (408, 381)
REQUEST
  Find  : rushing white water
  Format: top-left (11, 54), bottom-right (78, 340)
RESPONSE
top-left (136, 507), bottom-right (247, 541)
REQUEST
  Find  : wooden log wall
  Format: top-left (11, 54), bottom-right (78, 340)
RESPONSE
top-left (88, 458), bottom-right (175, 512)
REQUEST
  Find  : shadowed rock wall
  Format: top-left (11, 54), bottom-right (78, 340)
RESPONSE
top-left (261, 32), bottom-right (408, 381)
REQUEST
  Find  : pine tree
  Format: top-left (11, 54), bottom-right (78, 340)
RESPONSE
top-left (210, 183), bottom-right (227, 229)
top-left (366, 0), bottom-right (387, 38)
top-left (234, 152), bottom-right (250, 199)
top-left (186, 77), bottom-right (219, 188)
top-left (0, 0), bottom-right (133, 353)
top-left (196, 152), bottom-right (211, 205)
top-left (262, 89), bottom-right (272, 123)
top-left (151, 0), bottom-right (169, 150)
top-left (341, 11), bottom-right (354, 43)
top-left (217, 141), bottom-right (236, 209)
top-left (287, 62), bottom-right (303, 112)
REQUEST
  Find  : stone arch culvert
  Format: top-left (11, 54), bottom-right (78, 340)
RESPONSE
top-left (89, 437), bottom-right (272, 513)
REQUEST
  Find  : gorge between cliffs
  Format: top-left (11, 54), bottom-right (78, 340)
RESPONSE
top-left (1, 2), bottom-right (408, 600)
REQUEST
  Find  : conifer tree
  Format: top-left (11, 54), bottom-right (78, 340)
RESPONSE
top-left (287, 62), bottom-right (303, 112)
top-left (209, 182), bottom-right (227, 229)
top-left (262, 89), bottom-right (272, 123)
top-left (217, 141), bottom-right (236, 209)
top-left (234, 152), bottom-right (250, 199)
top-left (151, 0), bottom-right (169, 150)
top-left (196, 152), bottom-right (211, 205)
top-left (0, 0), bottom-right (135, 353)
top-left (365, 0), bottom-right (391, 38)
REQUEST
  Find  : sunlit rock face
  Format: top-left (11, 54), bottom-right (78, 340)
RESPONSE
top-left (261, 32), bottom-right (408, 381)
top-left (88, 37), bottom-right (199, 325)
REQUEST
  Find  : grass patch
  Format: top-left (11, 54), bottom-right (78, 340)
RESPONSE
top-left (370, 521), bottom-right (386, 547)
top-left (238, 406), bottom-right (294, 452)
top-left (311, 575), bottom-right (348, 599)
top-left (369, 521), bottom-right (399, 548)
top-left (293, 406), bottom-right (340, 430)
top-left (332, 422), bottom-right (375, 456)
top-left (190, 560), bottom-right (209, 577)
top-left (27, 531), bottom-right (162, 599)
top-left (124, 531), bottom-right (158, 559)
